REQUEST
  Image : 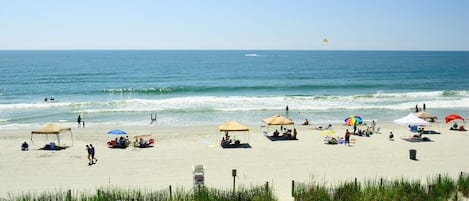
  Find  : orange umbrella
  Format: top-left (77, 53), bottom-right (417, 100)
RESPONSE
top-left (445, 114), bottom-right (464, 123)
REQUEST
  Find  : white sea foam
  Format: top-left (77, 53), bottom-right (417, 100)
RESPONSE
top-left (0, 102), bottom-right (72, 110)
top-left (72, 91), bottom-right (469, 114)
top-left (1, 90), bottom-right (468, 129)
top-left (2, 90), bottom-right (468, 114)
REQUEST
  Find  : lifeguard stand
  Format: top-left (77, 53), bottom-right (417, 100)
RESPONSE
top-left (192, 164), bottom-right (205, 186)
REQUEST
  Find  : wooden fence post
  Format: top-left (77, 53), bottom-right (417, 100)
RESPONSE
top-left (66, 189), bottom-right (71, 201)
top-left (291, 180), bottom-right (295, 196)
top-left (169, 185), bottom-right (172, 200)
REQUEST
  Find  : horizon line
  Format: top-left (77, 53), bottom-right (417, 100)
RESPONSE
top-left (0, 49), bottom-right (468, 52)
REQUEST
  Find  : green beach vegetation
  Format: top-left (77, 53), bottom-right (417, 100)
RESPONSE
top-left (293, 173), bottom-right (469, 201)
top-left (5, 173), bottom-right (469, 201)
top-left (8, 184), bottom-right (276, 201)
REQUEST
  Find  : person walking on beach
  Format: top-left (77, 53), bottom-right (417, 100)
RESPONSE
top-left (90, 144), bottom-right (97, 164)
top-left (345, 129), bottom-right (351, 146)
top-left (86, 145), bottom-right (92, 166)
top-left (423, 103), bottom-right (426, 111)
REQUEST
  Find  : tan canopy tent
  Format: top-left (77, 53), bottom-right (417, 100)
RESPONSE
top-left (262, 114), bottom-right (294, 136)
top-left (218, 121), bottom-right (250, 146)
top-left (218, 121), bottom-right (250, 132)
top-left (31, 123), bottom-right (73, 147)
top-left (262, 114), bottom-right (294, 125)
top-left (414, 111), bottom-right (437, 122)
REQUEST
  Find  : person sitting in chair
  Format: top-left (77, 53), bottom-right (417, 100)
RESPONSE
top-left (451, 123), bottom-right (458, 130)
top-left (21, 141), bottom-right (29, 151)
top-left (139, 137), bottom-right (147, 147)
top-left (412, 132), bottom-right (422, 139)
top-left (273, 129), bottom-right (280, 137)
top-left (389, 132), bottom-right (394, 141)
top-left (224, 131), bottom-right (232, 144)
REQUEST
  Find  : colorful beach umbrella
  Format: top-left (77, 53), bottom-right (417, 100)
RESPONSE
top-left (107, 129), bottom-right (127, 135)
top-left (344, 115), bottom-right (362, 125)
top-left (445, 114), bottom-right (464, 123)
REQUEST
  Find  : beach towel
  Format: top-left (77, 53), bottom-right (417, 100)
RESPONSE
top-left (401, 137), bottom-right (432, 143)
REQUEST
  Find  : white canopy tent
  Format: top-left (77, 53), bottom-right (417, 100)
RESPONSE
top-left (394, 113), bottom-right (430, 126)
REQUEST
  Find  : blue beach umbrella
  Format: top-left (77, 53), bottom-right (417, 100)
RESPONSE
top-left (107, 129), bottom-right (127, 135)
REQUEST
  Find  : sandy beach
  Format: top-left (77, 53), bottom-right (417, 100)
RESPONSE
top-left (1, 121), bottom-right (469, 200)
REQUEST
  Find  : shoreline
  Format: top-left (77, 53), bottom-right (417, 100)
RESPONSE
top-left (1, 122), bottom-right (468, 200)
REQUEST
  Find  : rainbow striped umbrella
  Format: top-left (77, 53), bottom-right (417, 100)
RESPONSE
top-left (344, 115), bottom-right (362, 125)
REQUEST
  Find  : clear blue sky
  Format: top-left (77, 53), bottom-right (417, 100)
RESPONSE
top-left (1, 0), bottom-right (468, 50)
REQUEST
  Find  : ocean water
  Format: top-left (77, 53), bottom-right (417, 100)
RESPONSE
top-left (1, 50), bottom-right (468, 129)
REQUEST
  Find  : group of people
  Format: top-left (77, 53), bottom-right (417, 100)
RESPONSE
top-left (220, 131), bottom-right (233, 145)
top-left (324, 129), bottom-right (351, 145)
top-left (86, 144), bottom-right (97, 166)
top-left (451, 123), bottom-right (466, 131)
top-left (136, 137), bottom-right (150, 148)
top-left (415, 103), bottom-right (427, 113)
top-left (43, 97), bottom-right (55, 102)
top-left (77, 114), bottom-right (85, 128)
top-left (315, 124), bottom-right (332, 130)
top-left (118, 136), bottom-right (130, 147)
top-left (352, 120), bottom-right (377, 136)
top-left (272, 127), bottom-right (297, 139)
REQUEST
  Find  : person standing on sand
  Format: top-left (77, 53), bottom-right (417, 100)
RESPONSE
top-left (90, 144), bottom-right (97, 164)
top-left (353, 122), bottom-right (357, 134)
top-left (285, 105), bottom-right (289, 117)
top-left (77, 114), bottom-right (81, 128)
top-left (345, 129), bottom-right (351, 146)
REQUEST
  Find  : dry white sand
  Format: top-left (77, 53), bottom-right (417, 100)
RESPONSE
top-left (1, 122), bottom-right (468, 200)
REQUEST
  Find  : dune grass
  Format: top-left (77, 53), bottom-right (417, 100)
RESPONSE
top-left (6, 173), bottom-right (469, 201)
top-left (293, 173), bottom-right (469, 201)
top-left (8, 184), bottom-right (276, 201)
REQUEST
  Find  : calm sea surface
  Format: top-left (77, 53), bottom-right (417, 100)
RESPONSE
top-left (1, 50), bottom-right (468, 129)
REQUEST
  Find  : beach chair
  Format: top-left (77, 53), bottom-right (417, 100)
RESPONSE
top-left (192, 164), bottom-right (205, 186)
